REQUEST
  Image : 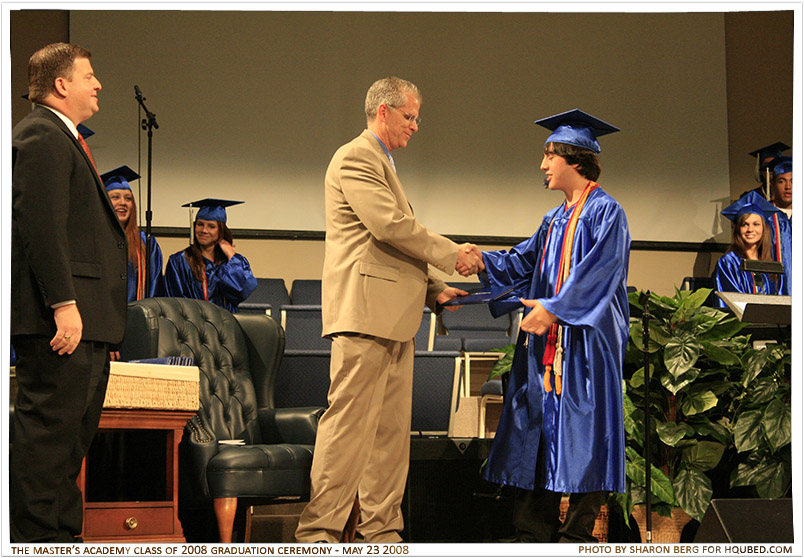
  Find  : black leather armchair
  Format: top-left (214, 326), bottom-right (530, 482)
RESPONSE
top-left (120, 298), bottom-right (323, 542)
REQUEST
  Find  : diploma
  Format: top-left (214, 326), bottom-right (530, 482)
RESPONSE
top-left (440, 285), bottom-right (517, 307)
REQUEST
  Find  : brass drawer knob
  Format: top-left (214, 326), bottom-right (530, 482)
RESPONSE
top-left (125, 517), bottom-right (139, 530)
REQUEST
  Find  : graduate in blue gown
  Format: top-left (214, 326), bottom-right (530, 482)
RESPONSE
top-left (741, 146), bottom-right (792, 295)
top-left (101, 166), bottom-right (164, 302)
top-left (164, 199), bottom-right (257, 313)
top-left (93, 166), bottom-right (167, 496)
top-left (479, 110), bottom-right (630, 543)
top-left (745, 141), bottom-right (789, 201)
top-left (766, 157), bottom-right (792, 294)
top-left (712, 191), bottom-right (785, 305)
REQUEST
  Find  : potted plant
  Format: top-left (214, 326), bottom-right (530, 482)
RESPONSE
top-left (616, 287), bottom-right (791, 541)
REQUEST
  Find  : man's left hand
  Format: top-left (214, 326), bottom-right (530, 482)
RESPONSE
top-left (437, 286), bottom-right (469, 312)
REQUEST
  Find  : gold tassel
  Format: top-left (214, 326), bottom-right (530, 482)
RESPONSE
top-left (544, 365), bottom-right (553, 392)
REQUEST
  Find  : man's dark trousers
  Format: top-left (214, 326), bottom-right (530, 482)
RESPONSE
top-left (10, 336), bottom-right (111, 542)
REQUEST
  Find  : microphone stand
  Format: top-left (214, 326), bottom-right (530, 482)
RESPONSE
top-left (134, 86), bottom-right (159, 297)
top-left (639, 291), bottom-right (653, 543)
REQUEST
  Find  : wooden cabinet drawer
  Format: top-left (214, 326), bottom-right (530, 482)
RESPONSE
top-left (85, 506), bottom-right (174, 537)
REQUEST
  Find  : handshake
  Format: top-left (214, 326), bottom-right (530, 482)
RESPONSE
top-left (456, 243), bottom-right (485, 277)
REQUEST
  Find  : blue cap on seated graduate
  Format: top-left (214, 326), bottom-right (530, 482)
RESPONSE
top-left (182, 198), bottom-right (245, 223)
top-left (101, 165), bottom-right (140, 192)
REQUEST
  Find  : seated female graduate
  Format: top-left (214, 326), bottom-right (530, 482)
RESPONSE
top-left (101, 165), bottom-right (165, 301)
top-left (740, 151), bottom-right (792, 295)
top-left (92, 171), bottom-right (167, 503)
top-left (712, 191), bottom-right (786, 307)
top-left (164, 199), bottom-right (257, 313)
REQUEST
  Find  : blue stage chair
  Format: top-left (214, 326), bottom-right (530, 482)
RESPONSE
top-left (275, 350), bottom-right (332, 409)
top-left (239, 278), bottom-right (290, 317)
top-left (289, 279), bottom-right (322, 305)
top-left (414, 308), bottom-right (437, 351)
top-left (411, 351), bottom-right (463, 436)
top-left (280, 305), bottom-right (330, 351)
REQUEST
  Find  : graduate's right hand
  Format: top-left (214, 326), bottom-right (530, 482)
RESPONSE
top-left (519, 298), bottom-right (557, 336)
top-left (217, 239), bottom-right (236, 259)
top-left (456, 243), bottom-right (484, 276)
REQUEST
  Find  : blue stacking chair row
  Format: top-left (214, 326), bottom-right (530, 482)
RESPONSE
top-left (246, 278), bottom-right (517, 434)
top-left (243, 278), bottom-right (518, 353)
top-left (275, 348), bottom-right (463, 436)
top-left (239, 278), bottom-right (322, 318)
top-left (273, 282), bottom-right (330, 421)
top-left (239, 278), bottom-right (290, 317)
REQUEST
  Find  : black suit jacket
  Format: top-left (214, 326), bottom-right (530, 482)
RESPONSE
top-left (12, 106), bottom-right (128, 344)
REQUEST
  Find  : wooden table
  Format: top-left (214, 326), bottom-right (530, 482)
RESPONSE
top-left (78, 409), bottom-right (195, 542)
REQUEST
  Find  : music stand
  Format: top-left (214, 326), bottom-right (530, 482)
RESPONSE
top-left (739, 259), bottom-right (784, 276)
top-left (716, 292), bottom-right (792, 325)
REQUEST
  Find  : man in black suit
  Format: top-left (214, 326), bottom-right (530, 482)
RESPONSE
top-left (11, 43), bottom-right (128, 542)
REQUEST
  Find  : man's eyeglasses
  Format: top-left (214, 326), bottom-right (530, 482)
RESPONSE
top-left (388, 105), bottom-right (422, 126)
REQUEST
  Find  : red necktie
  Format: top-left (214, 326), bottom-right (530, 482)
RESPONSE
top-left (77, 132), bottom-right (100, 178)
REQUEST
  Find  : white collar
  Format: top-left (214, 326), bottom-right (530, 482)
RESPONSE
top-left (37, 104), bottom-right (79, 138)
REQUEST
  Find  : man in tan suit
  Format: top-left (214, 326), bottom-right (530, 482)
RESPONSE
top-left (294, 77), bottom-right (481, 543)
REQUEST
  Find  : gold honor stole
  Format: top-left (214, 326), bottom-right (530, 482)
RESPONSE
top-left (539, 181), bottom-right (599, 395)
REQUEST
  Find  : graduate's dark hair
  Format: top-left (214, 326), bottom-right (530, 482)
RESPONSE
top-left (545, 142), bottom-right (602, 182)
top-left (183, 220), bottom-right (235, 283)
top-left (729, 213), bottom-right (773, 262)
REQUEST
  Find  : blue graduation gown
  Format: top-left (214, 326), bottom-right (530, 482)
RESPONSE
top-left (481, 186), bottom-right (630, 494)
top-left (768, 212), bottom-right (792, 295)
top-left (711, 250), bottom-right (781, 307)
top-left (127, 231), bottom-right (165, 302)
top-left (164, 250), bottom-right (257, 314)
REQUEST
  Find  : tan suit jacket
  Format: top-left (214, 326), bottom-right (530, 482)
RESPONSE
top-left (322, 129), bottom-right (458, 342)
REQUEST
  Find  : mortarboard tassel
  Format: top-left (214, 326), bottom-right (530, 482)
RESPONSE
top-left (542, 325), bottom-right (558, 393)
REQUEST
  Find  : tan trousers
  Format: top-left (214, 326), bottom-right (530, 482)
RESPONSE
top-left (295, 334), bottom-right (414, 543)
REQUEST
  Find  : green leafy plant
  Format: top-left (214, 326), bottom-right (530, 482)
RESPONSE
top-left (617, 288), bottom-right (791, 526)
top-left (726, 340), bottom-right (791, 498)
top-left (488, 343), bottom-right (515, 382)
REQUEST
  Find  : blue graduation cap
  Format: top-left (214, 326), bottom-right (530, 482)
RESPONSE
top-left (722, 190), bottom-right (781, 223)
top-left (770, 156), bottom-right (792, 177)
top-left (182, 199), bottom-right (244, 224)
top-left (534, 109), bottom-right (619, 154)
top-left (750, 142), bottom-right (790, 185)
top-left (77, 124), bottom-right (95, 139)
top-left (101, 165), bottom-right (140, 192)
top-left (749, 142), bottom-right (789, 165)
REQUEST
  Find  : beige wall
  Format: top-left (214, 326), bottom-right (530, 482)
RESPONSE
top-left (9, 10), bottom-right (69, 119)
top-left (725, 11), bottom-right (794, 200)
top-left (8, 9), bottom-right (785, 300)
top-left (66, 11), bottom-right (732, 244)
